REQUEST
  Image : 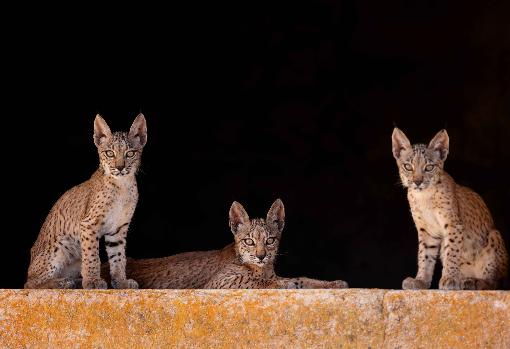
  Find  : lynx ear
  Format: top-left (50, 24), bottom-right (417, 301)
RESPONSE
top-left (428, 129), bottom-right (449, 161)
top-left (266, 198), bottom-right (285, 233)
top-left (392, 128), bottom-right (412, 160)
top-left (128, 113), bottom-right (147, 148)
top-left (229, 201), bottom-right (250, 235)
top-left (93, 114), bottom-right (112, 147)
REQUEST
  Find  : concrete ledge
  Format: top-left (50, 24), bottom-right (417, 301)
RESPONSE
top-left (0, 290), bottom-right (508, 348)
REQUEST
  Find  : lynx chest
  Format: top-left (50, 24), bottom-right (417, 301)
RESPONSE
top-left (101, 180), bottom-right (138, 235)
top-left (408, 189), bottom-right (447, 239)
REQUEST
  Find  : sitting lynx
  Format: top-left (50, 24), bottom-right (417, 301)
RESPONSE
top-left (392, 128), bottom-right (508, 290)
top-left (25, 114), bottom-right (147, 289)
top-left (114, 199), bottom-right (348, 289)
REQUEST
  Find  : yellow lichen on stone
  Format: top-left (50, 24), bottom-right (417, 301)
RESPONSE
top-left (0, 289), bottom-right (508, 348)
top-left (383, 290), bottom-right (510, 349)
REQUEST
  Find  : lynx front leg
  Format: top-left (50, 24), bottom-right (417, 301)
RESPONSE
top-left (403, 229), bottom-right (440, 290)
top-left (80, 219), bottom-right (107, 289)
top-left (276, 277), bottom-right (348, 289)
top-left (439, 224), bottom-right (464, 290)
top-left (105, 223), bottom-right (138, 289)
top-left (297, 277), bottom-right (348, 289)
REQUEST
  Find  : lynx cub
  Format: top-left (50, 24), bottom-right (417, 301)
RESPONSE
top-left (116, 199), bottom-right (348, 289)
top-left (25, 114), bottom-right (147, 289)
top-left (392, 128), bottom-right (508, 290)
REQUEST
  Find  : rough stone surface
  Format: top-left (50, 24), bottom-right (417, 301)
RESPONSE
top-left (0, 289), bottom-right (507, 348)
top-left (383, 290), bottom-right (510, 349)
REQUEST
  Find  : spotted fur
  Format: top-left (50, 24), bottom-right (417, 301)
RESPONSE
top-left (114, 199), bottom-right (349, 289)
top-left (25, 114), bottom-right (147, 289)
top-left (392, 128), bottom-right (508, 290)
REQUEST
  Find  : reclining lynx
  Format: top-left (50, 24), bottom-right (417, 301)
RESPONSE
top-left (25, 114), bottom-right (147, 289)
top-left (392, 128), bottom-right (508, 290)
top-left (114, 199), bottom-right (348, 289)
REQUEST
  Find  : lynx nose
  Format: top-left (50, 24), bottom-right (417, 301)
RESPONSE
top-left (116, 164), bottom-right (125, 171)
top-left (414, 179), bottom-right (423, 186)
top-left (256, 252), bottom-right (266, 261)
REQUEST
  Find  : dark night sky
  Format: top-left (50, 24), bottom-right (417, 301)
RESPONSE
top-left (3, 1), bottom-right (509, 288)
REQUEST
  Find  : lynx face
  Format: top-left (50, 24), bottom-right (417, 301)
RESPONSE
top-left (229, 199), bottom-right (285, 268)
top-left (94, 114), bottom-right (147, 177)
top-left (392, 128), bottom-right (449, 191)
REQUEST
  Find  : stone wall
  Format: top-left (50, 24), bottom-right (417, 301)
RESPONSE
top-left (0, 289), bottom-right (508, 348)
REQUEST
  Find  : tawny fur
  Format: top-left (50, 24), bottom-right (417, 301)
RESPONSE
top-left (110, 246), bottom-right (236, 289)
top-left (392, 128), bottom-right (508, 290)
top-left (107, 199), bottom-right (348, 289)
top-left (25, 114), bottom-right (147, 289)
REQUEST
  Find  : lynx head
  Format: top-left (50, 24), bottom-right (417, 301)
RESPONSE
top-left (229, 199), bottom-right (285, 268)
top-left (392, 128), bottom-right (449, 191)
top-left (93, 114), bottom-right (147, 177)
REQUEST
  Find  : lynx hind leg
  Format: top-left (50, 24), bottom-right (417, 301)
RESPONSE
top-left (465, 229), bottom-right (509, 290)
top-left (25, 260), bottom-right (78, 289)
top-left (491, 229), bottom-right (509, 285)
top-left (25, 277), bottom-right (77, 289)
top-left (461, 278), bottom-right (498, 290)
top-left (25, 251), bottom-right (78, 289)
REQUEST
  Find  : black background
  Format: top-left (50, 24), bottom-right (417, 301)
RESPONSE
top-left (3, 1), bottom-right (509, 288)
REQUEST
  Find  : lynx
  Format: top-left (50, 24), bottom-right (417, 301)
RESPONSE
top-left (25, 114), bottom-right (147, 289)
top-left (113, 199), bottom-right (349, 289)
top-left (392, 128), bottom-right (508, 290)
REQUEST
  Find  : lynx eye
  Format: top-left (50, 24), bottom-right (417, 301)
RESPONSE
top-left (126, 150), bottom-right (136, 158)
top-left (243, 238), bottom-right (255, 246)
top-left (104, 150), bottom-right (115, 158)
top-left (425, 164), bottom-right (435, 172)
top-left (403, 163), bottom-right (413, 171)
top-left (265, 237), bottom-right (276, 245)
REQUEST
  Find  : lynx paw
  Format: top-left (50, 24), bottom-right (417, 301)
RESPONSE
top-left (112, 278), bottom-right (139, 289)
top-left (439, 276), bottom-right (461, 290)
top-left (461, 278), bottom-right (494, 290)
top-left (461, 278), bottom-right (477, 290)
top-left (58, 278), bottom-right (78, 289)
top-left (402, 277), bottom-right (429, 290)
top-left (83, 278), bottom-right (108, 289)
top-left (330, 280), bottom-right (349, 289)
